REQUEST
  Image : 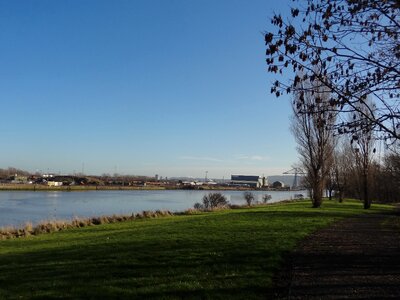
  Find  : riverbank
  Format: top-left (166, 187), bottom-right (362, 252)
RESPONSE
top-left (0, 200), bottom-right (393, 299)
top-left (0, 189), bottom-right (307, 228)
top-left (0, 183), bottom-right (167, 191)
top-left (0, 183), bottom-right (287, 192)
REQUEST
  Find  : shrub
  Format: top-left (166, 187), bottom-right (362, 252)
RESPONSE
top-left (193, 202), bottom-right (204, 210)
top-left (294, 194), bottom-right (304, 200)
top-left (184, 208), bottom-right (201, 215)
top-left (229, 204), bottom-right (242, 209)
top-left (24, 222), bottom-right (33, 232)
top-left (262, 194), bottom-right (272, 203)
top-left (244, 192), bottom-right (255, 206)
top-left (91, 217), bottom-right (102, 225)
top-left (202, 193), bottom-right (228, 209)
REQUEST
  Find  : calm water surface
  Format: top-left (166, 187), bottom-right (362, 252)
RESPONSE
top-left (0, 190), bottom-right (307, 227)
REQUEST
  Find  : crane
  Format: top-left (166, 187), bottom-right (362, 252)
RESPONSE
top-left (283, 167), bottom-right (306, 190)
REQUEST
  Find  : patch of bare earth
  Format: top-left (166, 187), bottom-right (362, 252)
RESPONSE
top-left (273, 209), bottom-right (400, 299)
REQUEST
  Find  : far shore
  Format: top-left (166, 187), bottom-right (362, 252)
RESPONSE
top-left (0, 183), bottom-right (288, 192)
top-left (0, 183), bottom-right (166, 191)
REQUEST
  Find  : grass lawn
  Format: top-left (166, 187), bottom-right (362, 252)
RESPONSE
top-left (0, 200), bottom-right (393, 299)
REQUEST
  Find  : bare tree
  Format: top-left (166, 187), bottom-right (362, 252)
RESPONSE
top-left (201, 193), bottom-right (228, 210)
top-left (378, 149), bottom-right (400, 202)
top-left (291, 79), bottom-right (336, 207)
top-left (265, 0), bottom-right (400, 141)
top-left (0, 167), bottom-right (31, 179)
top-left (243, 192), bottom-right (255, 206)
top-left (325, 166), bottom-right (336, 201)
top-left (351, 99), bottom-right (377, 208)
top-left (262, 194), bottom-right (272, 203)
top-left (331, 141), bottom-right (354, 202)
top-left (331, 139), bottom-right (400, 204)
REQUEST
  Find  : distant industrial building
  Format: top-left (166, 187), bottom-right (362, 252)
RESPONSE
top-left (272, 181), bottom-right (285, 189)
top-left (230, 175), bottom-right (268, 188)
top-left (10, 175), bottom-right (28, 184)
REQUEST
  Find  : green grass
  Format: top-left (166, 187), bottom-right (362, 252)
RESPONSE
top-left (0, 200), bottom-right (394, 299)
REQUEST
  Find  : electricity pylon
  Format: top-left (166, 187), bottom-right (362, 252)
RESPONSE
top-left (283, 168), bottom-right (306, 190)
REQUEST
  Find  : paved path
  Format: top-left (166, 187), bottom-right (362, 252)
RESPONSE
top-left (276, 210), bottom-right (400, 299)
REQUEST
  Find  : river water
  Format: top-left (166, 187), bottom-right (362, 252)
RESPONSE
top-left (0, 190), bottom-right (307, 228)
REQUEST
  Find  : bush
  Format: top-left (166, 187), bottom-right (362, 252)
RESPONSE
top-left (228, 204), bottom-right (242, 209)
top-left (294, 194), bottom-right (304, 200)
top-left (262, 194), bottom-right (272, 203)
top-left (202, 193), bottom-right (228, 209)
top-left (193, 202), bottom-right (204, 210)
top-left (244, 192), bottom-right (255, 206)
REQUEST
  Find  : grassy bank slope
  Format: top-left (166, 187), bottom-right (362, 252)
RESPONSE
top-left (0, 201), bottom-right (393, 299)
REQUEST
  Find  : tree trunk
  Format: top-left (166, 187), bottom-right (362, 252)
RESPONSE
top-left (335, 174), bottom-right (343, 203)
top-left (312, 179), bottom-right (323, 208)
top-left (312, 194), bottom-right (322, 208)
top-left (362, 171), bottom-right (371, 209)
top-left (363, 200), bottom-right (371, 209)
top-left (363, 184), bottom-right (371, 209)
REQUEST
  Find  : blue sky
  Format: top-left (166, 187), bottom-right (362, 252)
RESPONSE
top-left (0, 0), bottom-right (296, 178)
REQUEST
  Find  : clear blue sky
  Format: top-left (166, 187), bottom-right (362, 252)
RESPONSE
top-left (0, 0), bottom-right (296, 178)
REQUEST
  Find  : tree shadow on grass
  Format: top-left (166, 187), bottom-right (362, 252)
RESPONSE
top-left (275, 212), bottom-right (400, 299)
top-left (0, 208), bottom-right (393, 299)
top-left (0, 243), bottom-right (281, 299)
top-left (0, 221), bottom-right (293, 299)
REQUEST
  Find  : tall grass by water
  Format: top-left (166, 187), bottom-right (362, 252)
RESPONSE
top-left (0, 210), bottom-right (173, 240)
top-left (0, 200), bottom-right (394, 299)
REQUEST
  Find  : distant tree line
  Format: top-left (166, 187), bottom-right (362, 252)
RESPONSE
top-left (0, 167), bottom-right (31, 179)
top-left (290, 75), bottom-right (400, 208)
top-left (0, 169), bottom-right (159, 186)
top-left (325, 141), bottom-right (400, 205)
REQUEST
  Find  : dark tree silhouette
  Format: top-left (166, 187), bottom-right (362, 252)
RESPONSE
top-left (265, 0), bottom-right (400, 141)
top-left (243, 192), bottom-right (255, 206)
top-left (201, 193), bottom-right (228, 209)
top-left (351, 99), bottom-right (376, 209)
top-left (291, 79), bottom-right (336, 208)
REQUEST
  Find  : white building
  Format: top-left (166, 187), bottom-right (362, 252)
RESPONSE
top-left (230, 175), bottom-right (268, 188)
top-left (48, 181), bottom-right (63, 187)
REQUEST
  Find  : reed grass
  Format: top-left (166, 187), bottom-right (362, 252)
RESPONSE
top-left (0, 199), bottom-right (312, 240)
top-left (0, 210), bottom-right (173, 240)
top-left (0, 199), bottom-right (286, 240)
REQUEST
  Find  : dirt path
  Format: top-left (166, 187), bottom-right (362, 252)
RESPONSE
top-left (275, 209), bottom-right (400, 299)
